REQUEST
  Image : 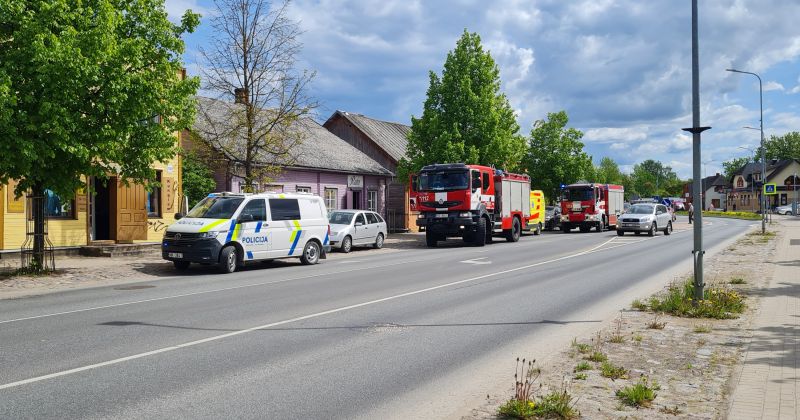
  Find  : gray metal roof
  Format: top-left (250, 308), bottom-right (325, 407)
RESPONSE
top-left (193, 97), bottom-right (392, 176)
top-left (327, 111), bottom-right (410, 162)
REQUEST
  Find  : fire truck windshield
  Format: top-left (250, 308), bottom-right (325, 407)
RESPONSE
top-left (563, 188), bottom-right (593, 201)
top-left (418, 170), bottom-right (469, 192)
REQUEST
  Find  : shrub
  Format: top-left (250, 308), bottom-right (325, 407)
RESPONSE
top-left (616, 377), bottom-right (659, 407)
top-left (729, 277), bottom-right (746, 285)
top-left (600, 361), bottom-right (629, 380)
top-left (573, 372), bottom-right (587, 380)
top-left (648, 280), bottom-right (745, 319)
top-left (631, 299), bottom-right (648, 311)
top-left (587, 351), bottom-right (608, 363)
top-left (574, 361), bottom-right (591, 372)
top-left (533, 388), bottom-right (579, 419)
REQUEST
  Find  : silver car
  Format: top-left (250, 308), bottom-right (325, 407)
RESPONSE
top-left (328, 210), bottom-right (387, 253)
top-left (775, 204), bottom-right (795, 215)
top-left (617, 203), bottom-right (673, 236)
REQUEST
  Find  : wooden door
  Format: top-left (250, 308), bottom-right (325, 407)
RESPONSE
top-left (111, 178), bottom-right (147, 242)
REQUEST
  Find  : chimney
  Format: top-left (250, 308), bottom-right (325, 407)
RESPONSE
top-left (716, 172), bottom-right (720, 177)
top-left (234, 88), bottom-right (248, 104)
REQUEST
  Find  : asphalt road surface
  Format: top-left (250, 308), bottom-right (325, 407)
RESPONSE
top-left (0, 217), bottom-right (752, 419)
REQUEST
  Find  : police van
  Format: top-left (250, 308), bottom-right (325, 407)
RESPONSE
top-left (162, 192), bottom-right (331, 273)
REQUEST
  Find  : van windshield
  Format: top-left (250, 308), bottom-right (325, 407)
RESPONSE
top-left (418, 170), bottom-right (469, 191)
top-left (186, 196), bottom-right (244, 219)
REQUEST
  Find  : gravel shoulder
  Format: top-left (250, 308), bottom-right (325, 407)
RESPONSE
top-left (465, 222), bottom-right (779, 419)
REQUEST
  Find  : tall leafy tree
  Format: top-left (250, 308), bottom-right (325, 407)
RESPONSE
top-left (631, 159), bottom-right (678, 197)
top-left (181, 150), bottom-right (218, 208)
top-left (0, 0), bottom-right (199, 269)
top-left (756, 131), bottom-right (800, 161)
top-left (400, 30), bottom-right (526, 178)
top-left (198, 0), bottom-right (318, 192)
top-left (595, 157), bottom-right (623, 184)
top-left (525, 111), bottom-right (593, 203)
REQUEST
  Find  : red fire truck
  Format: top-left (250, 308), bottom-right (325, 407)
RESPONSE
top-left (413, 163), bottom-right (531, 247)
top-left (560, 183), bottom-right (624, 232)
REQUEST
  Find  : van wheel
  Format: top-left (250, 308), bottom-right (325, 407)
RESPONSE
top-left (218, 246), bottom-right (238, 274)
top-left (300, 241), bottom-right (321, 265)
top-left (173, 261), bottom-right (190, 270)
top-left (506, 217), bottom-right (521, 242)
top-left (373, 233), bottom-right (384, 249)
top-left (341, 236), bottom-right (353, 253)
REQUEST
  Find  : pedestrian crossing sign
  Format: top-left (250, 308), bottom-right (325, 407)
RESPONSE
top-left (764, 183), bottom-right (777, 195)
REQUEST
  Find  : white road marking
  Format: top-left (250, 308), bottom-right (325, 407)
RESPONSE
top-left (0, 235), bottom-right (661, 390)
top-left (460, 257), bottom-right (491, 265)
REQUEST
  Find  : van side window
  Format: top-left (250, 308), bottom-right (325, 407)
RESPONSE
top-left (240, 199), bottom-right (267, 221)
top-left (366, 212), bottom-right (378, 224)
top-left (269, 199), bottom-right (301, 221)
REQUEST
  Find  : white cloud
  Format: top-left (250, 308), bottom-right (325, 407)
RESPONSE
top-left (764, 81), bottom-right (785, 92)
top-left (584, 127), bottom-right (647, 144)
top-left (164, 0), bottom-right (207, 22)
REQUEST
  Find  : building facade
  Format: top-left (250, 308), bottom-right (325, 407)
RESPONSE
top-left (727, 159), bottom-right (800, 211)
top-left (323, 111), bottom-right (414, 231)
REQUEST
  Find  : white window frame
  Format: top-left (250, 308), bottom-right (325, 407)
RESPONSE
top-left (239, 182), bottom-right (259, 193)
top-left (367, 190), bottom-right (377, 212)
top-left (324, 188), bottom-right (338, 211)
top-left (296, 186), bottom-right (312, 193)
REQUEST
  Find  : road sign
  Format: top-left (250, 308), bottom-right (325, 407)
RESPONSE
top-left (764, 183), bottom-right (777, 195)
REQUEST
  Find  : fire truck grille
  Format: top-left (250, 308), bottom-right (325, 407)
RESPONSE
top-left (421, 200), bottom-right (462, 208)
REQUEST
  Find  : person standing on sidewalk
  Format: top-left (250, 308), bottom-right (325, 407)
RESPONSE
top-left (688, 202), bottom-right (694, 224)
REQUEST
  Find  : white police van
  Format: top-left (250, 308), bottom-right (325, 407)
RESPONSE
top-left (162, 192), bottom-right (331, 273)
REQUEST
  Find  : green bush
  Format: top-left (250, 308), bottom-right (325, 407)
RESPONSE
top-left (616, 377), bottom-right (659, 407)
top-left (676, 210), bottom-right (761, 220)
top-left (600, 361), bottom-right (629, 379)
top-left (648, 280), bottom-right (745, 319)
top-left (498, 390), bottom-right (579, 419)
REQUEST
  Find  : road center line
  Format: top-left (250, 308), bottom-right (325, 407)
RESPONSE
top-left (0, 234), bottom-right (671, 390)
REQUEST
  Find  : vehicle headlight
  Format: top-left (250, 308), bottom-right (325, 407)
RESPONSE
top-left (458, 212), bottom-right (471, 218)
top-left (561, 215), bottom-right (570, 221)
top-left (417, 214), bottom-right (425, 219)
top-left (199, 231), bottom-right (221, 239)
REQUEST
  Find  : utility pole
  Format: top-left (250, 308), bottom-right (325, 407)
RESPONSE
top-left (682, 0), bottom-right (709, 303)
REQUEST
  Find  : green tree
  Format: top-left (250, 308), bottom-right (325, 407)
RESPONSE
top-left (0, 0), bottom-right (199, 269)
top-left (620, 173), bottom-right (636, 200)
top-left (757, 131), bottom-right (800, 160)
top-left (722, 157), bottom-right (750, 181)
top-left (182, 151), bottom-right (217, 208)
top-left (525, 111), bottom-right (593, 203)
top-left (595, 157), bottom-right (623, 184)
top-left (399, 30), bottom-right (526, 179)
top-left (631, 160), bottom-right (678, 198)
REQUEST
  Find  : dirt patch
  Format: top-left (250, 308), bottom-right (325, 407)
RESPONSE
top-left (465, 225), bottom-right (779, 419)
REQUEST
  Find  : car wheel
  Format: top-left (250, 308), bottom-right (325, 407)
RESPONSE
top-left (649, 223), bottom-right (656, 237)
top-left (341, 235), bottom-right (353, 253)
top-left (300, 241), bottom-right (321, 265)
top-left (173, 261), bottom-right (190, 270)
top-left (664, 221), bottom-right (673, 235)
top-left (373, 233), bottom-right (384, 249)
top-left (506, 217), bottom-right (521, 242)
top-left (425, 230), bottom-right (438, 247)
top-left (218, 245), bottom-right (238, 274)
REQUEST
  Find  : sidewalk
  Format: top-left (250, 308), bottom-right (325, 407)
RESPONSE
top-left (728, 217), bottom-right (800, 420)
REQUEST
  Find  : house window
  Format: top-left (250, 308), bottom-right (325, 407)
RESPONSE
top-left (296, 186), bottom-right (312, 193)
top-left (324, 188), bottom-right (337, 211)
top-left (737, 178), bottom-right (744, 188)
top-left (44, 189), bottom-right (74, 219)
top-left (753, 173), bottom-right (761, 182)
top-left (146, 171), bottom-right (162, 218)
top-left (367, 190), bottom-right (377, 212)
top-left (263, 184), bottom-right (283, 193)
top-left (239, 182), bottom-right (259, 193)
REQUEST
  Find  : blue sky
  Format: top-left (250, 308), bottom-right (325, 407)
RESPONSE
top-left (165, 0), bottom-right (800, 178)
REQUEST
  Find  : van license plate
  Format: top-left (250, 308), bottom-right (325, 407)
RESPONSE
top-left (168, 252), bottom-right (183, 258)
top-left (435, 214), bottom-right (448, 218)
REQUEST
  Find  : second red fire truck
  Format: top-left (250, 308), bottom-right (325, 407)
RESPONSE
top-left (413, 163), bottom-right (531, 247)
top-left (559, 182), bottom-right (624, 232)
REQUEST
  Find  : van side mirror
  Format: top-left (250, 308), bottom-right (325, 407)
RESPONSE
top-left (174, 212), bottom-right (184, 220)
top-left (238, 214), bottom-right (255, 223)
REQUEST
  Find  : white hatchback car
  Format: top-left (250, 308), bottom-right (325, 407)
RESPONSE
top-left (328, 210), bottom-right (387, 252)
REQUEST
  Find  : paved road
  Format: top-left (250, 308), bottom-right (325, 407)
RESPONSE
top-left (0, 217), bottom-right (751, 419)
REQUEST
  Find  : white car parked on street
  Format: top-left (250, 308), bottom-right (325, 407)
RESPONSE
top-left (616, 203), bottom-right (673, 236)
top-left (328, 210), bottom-right (387, 252)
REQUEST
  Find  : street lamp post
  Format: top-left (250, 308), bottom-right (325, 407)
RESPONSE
top-left (727, 68), bottom-right (766, 233)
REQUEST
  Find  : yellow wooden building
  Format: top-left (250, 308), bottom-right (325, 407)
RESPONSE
top-left (0, 149), bottom-right (183, 252)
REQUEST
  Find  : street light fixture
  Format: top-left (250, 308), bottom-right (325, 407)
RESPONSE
top-left (726, 68), bottom-right (767, 233)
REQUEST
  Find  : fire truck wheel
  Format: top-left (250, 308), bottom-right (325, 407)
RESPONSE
top-left (474, 218), bottom-right (487, 247)
top-left (579, 225), bottom-right (591, 233)
top-left (506, 217), bottom-right (521, 242)
top-left (561, 224), bottom-right (571, 233)
top-left (648, 223), bottom-right (656, 236)
top-left (425, 231), bottom-right (438, 247)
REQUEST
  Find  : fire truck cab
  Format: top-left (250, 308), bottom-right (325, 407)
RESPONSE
top-left (413, 163), bottom-right (531, 247)
top-left (560, 183), bottom-right (624, 233)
